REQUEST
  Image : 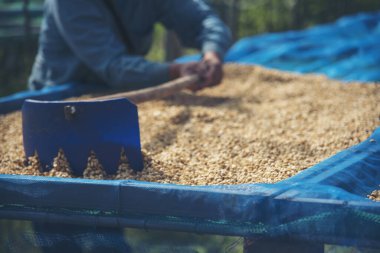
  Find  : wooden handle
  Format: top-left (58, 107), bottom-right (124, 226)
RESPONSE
top-left (93, 75), bottom-right (199, 104)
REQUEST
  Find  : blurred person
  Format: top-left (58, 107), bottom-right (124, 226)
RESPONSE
top-left (29, 0), bottom-right (232, 92)
top-left (28, 1), bottom-right (230, 252)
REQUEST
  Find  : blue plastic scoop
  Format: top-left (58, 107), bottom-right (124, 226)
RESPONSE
top-left (22, 75), bottom-right (198, 175)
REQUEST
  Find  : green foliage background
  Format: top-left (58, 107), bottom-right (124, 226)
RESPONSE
top-left (235, 0), bottom-right (380, 37)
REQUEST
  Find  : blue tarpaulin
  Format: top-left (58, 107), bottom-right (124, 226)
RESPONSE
top-left (178, 11), bottom-right (380, 82)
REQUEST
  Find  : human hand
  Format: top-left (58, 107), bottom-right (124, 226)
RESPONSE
top-left (201, 51), bottom-right (223, 88)
top-left (169, 52), bottom-right (223, 92)
top-left (169, 62), bottom-right (205, 91)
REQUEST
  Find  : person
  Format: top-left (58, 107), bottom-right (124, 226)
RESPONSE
top-left (29, 0), bottom-right (232, 93)
top-left (28, 1), bottom-right (231, 252)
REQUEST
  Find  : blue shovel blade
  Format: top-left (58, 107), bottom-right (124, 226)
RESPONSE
top-left (22, 98), bottom-right (144, 175)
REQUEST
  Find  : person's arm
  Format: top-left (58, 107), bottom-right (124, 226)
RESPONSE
top-left (50, 0), bottom-right (170, 89)
top-left (156, 0), bottom-right (232, 88)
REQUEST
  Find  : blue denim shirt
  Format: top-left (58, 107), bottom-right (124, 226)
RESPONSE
top-left (29, 0), bottom-right (232, 90)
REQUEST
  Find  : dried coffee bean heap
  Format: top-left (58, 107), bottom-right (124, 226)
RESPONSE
top-left (0, 65), bottom-right (379, 189)
top-left (369, 190), bottom-right (380, 202)
top-left (114, 149), bottom-right (134, 180)
top-left (22, 152), bottom-right (43, 176)
top-left (83, 151), bottom-right (106, 180)
top-left (47, 149), bottom-right (73, 178)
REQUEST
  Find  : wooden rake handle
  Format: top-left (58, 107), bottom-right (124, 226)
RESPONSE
top-left (93, 74), bottom-right (200, 104)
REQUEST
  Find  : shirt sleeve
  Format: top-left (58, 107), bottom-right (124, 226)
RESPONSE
top-left (50, 0), bottom-right (170, 89)
top-left (156, 0), bottom-right (232, 59)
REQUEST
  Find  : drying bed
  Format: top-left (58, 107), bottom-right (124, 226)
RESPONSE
top-left (0, 64), bottom-right (380, 248)
top-left (1, 65), bottom-right (379, 185)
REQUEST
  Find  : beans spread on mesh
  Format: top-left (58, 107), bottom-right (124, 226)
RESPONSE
top-left (369, 190), bottom-right (380, 202)
top-left (0, 65), bottom-right (379, 186)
